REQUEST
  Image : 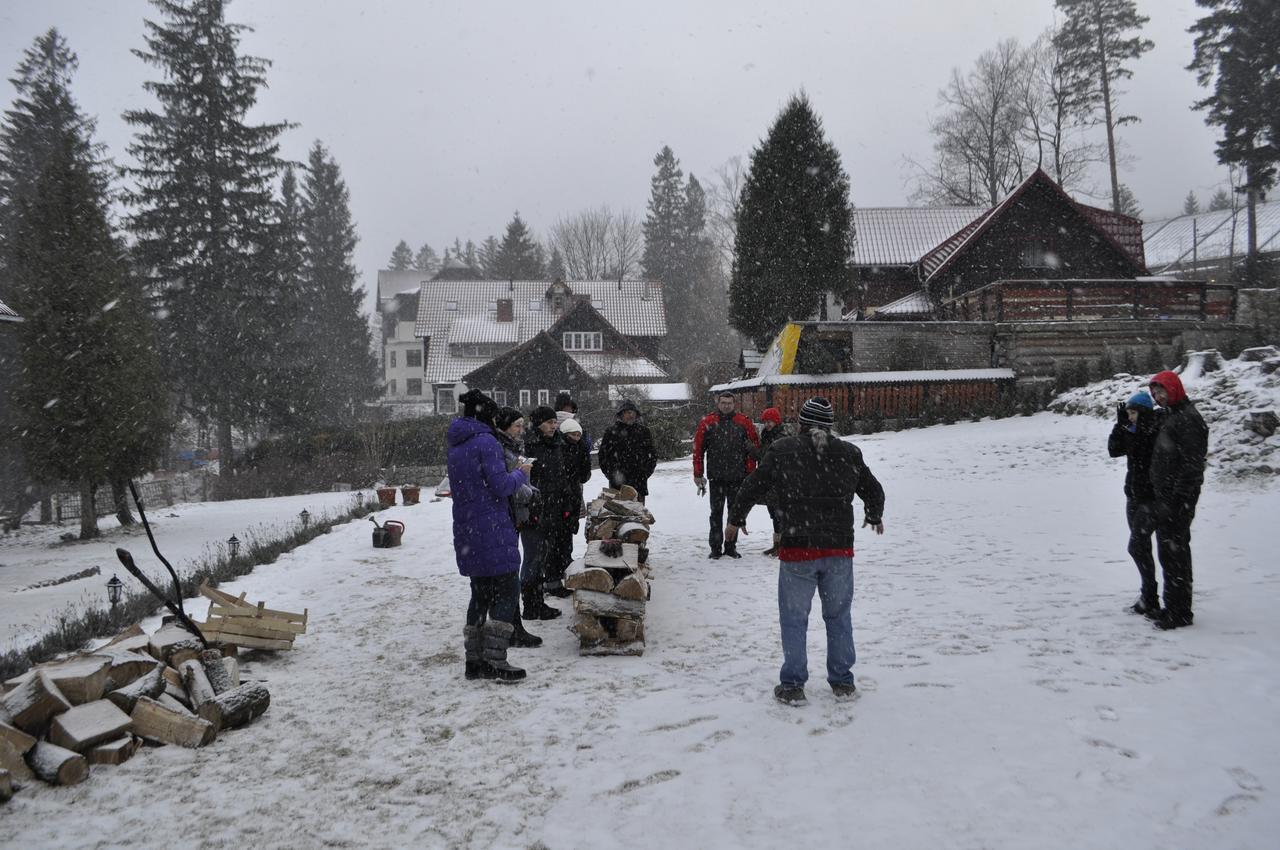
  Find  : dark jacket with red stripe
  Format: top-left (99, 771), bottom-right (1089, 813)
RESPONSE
top-left (693, 412), bottom-right (759, 481)
top-left (729, 430), bottom-right (884, 551)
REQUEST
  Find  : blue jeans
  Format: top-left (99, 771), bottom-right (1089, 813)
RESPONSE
top-left (519, 527), bottom-right (543, 587)
top-left (778, 556), bottom-right (855, 687)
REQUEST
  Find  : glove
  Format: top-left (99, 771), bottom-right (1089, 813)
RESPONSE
top-left (1116, 402), bottom-right (1128, 425)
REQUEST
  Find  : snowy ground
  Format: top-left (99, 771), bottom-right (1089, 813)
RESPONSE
top-left (0, 490), bottom-right (372, 650)
top-left (2, 413), bottom-right (1278, 849)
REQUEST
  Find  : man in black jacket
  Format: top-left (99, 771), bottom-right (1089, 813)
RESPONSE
top-left (598, 400), bottom-right (658, 501)
top-left (693, 393), bottom-right (759, 559)
top-left (1107, 390), bottom-right (1160, 618)
top-left (1147, 370), bottom-right (1209, 630)
top-left (520, 407), bottom-right (575, 619)
top-left (727, 397), bottom-right (885, 706)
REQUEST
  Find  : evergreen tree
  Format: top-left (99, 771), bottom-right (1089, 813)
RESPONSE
top-left (124, 0), bottom-right (291, 480)
top-left (1189, 0), bottom-right (1280, 280)
top-left (546, 244), bottom-right (567, 280)
top-left (388, 239), bottom-right (413, 270)
top-left (262, 164), bottom-right (312, 431)
top-left (730, 93), bottom-right (852, 346)
top-left (414, 242), bottom-right (439, 275)
top-left (11, 138), bottom-right (167, 539)
top-left (299, 141), bottom-right (378, 425)
top-left (463, 239), bottom-right (481, 275)
top-left (492, 212), bottom-right (544, 279)
top-left (477, 235), bottom-right (500, 279)
top-left (1208, 187), bottom-right (1233, 211)
top-left (1115, 183), bottom-right (1142, 218)
top-left (1182, 191), bottom-right (1202, 215)
top-left (1053, 0), bottom-right (1154, 212)
top-left (642, 146), bottom-right (685, 285)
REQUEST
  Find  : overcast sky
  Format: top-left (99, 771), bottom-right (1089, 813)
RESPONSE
top-left (1, 0), bottom-right (1228, 311)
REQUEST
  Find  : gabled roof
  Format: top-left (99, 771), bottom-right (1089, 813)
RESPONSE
top-left (919, 169), bottom-right (1147, 284)
top-left (868, 289), bottom-right (935, 318)
top-left (853, 206), bottom-right (986, 266)
top-left (415, 279), bottom-right (667, 384)
top-left (546, 300), bottom-right (668, 380)
top-left (0, 297), bottom-right (20, 322)
top-left (461, 330), bottom-right (597, 389)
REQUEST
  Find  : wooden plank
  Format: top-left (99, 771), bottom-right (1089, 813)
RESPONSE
top-left (200, 628), bottom-right (294, 651)
top-left (204, 605), bottom-right (307, 633)
top-left (131, 696), bottom-right (215, 748)
top-left (197, 582), bottom-right (306, 623)
top-left (200, 616), bottom-right (297, 642)
top-left (572, 589), bottom-right (645, 622)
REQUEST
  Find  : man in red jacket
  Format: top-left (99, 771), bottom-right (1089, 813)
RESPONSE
top-left (693, 392), bottom-right (760, 559)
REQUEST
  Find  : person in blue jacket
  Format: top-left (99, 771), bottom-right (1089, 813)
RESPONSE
top-left (446, 389), bottom-right (533, 682)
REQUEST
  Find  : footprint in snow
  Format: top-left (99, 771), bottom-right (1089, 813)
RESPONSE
top-left (1095, 705), bottom-right (1119, 721)
top-left (646, 715), bottom-right (717, 733)
top-left (1085, 737), bottom-right (1138, 759)
top-left (603, 769), bottom-right (681, 796)
top-left (686, 729), bottom-right (734, 753)
top-left (1228, 766), bottom-right (1263, 791)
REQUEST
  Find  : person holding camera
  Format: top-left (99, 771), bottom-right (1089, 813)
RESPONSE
top-left (1107, 391), bottom-right (1160, 618)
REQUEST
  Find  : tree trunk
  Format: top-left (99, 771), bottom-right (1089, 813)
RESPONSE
top-left (1094, 6), bottom-right (1121, 212)
top-left (110, 477), bottom-right (135, 526)
top-left (218, 419), bottom-right (234, 483)
top-left (78, 477), bottom-right (99, 540)
top-left (1245, 165), bottom-right (1259, 285)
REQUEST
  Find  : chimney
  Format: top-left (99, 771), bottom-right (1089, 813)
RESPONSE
top-left (495, 298), bottom-right (514, 322)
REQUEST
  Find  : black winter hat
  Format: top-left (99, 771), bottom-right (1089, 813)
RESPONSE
top-left (529, 406), bottom-right (557, 427)
top-left (617, 399), bottom-right (640, 416)
top-left (798, 396), bottom-right (836, 429)
top-left (460, 388), bottom-right (499, 426)
top-left (494, 406), bottom-right (524, 432)
top-left (554, 391), bottom-right (578, 413)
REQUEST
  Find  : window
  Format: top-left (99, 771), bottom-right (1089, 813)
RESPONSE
top-left (390, 350), bottom-right (397, 368)
top-left (389, 379), bottom-right (397, 396)
top-left (562, 331), bottom-right (602, 351)
top-left (1020, 238), bottom-right (1056, 269)
top-left (445, 300), bottom-right (458, 311)
top-left (437, 388), bottom-right (457, 413)
top-left (528, 300), bottom-right (542, 312)
top-left (406, 349), bottom-right (422, 368)
top-left (519, 389), bottom-right (531, 408)
top-left (406, 379), bottom-right (423, 396)
top-left (493, 390), bottom-right (507, 406)
top-left (537, 389), bottom-right (550, 405)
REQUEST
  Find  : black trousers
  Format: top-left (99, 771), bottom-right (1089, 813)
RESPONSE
top-left (539, 517), bottom-right (575, 586)
top-left (708, 479), bottom-right (742, 554)
top-left (1156, 503), bottom-right (1197, 617)
top-left (466, 573), bottom-right (519, 626)
top-left (1125, 499), bottom-right (1158, 600)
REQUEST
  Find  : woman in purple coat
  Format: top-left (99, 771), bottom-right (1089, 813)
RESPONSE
top-left (447, 389), bottom-right (533, 682)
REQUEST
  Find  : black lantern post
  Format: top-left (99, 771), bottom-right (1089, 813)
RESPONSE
top-left (227, 534), bottom-right (240, 559)
top-left (299, 509), bottom-right (311, 529)
top-left (106, 574), bottom-right (123, 608)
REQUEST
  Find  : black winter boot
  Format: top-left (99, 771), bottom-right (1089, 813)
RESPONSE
top-left (463, 625), bottom-right (486, 680)
top-left (510, 616), bottom-right (543, 648)
top-left (1129, 595), bottom-right (1160, 619)
top-left (480, 620), bottom-right (526, 681)
top-left (773, 684), bottom-right (806, 706)
top-left (523, 583), bottom-right (561, 620)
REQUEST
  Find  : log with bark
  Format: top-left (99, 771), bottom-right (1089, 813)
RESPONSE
top-left (47, 700), bottom-right (132, 753)
top-left (98, 649), bottom-right (163, 691)
top-left (27, 740), bottom-right (89, 786)
top-left (572, 589), bottom-right (645, 621)
top-left (131, 696), bottom-right (215, 748)
top-left (571, 613), bottom-right (608, 643)
top-left (87, 736), bottom-right (139, 766)
top-left (1, 671), bottom-right (71, 734)
top-left (196, 682), bottom-right (270, 733)
top-left (147, 624), bottom-right (202, 664)
top-left (612, 573), bottom-right (650, 602)
top-left (563, 561), bottom-right (615, 593)
top-left (201, 649), bottom-right (232, 695)
top-left (180, 659), bottom-right (216, 709)
top-left (105, 665), bottom-right (166, 713)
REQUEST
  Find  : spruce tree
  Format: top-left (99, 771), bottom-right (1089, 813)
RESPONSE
top-left (11, 138), bottom-right (167, 539)
top-left (642, 146), bottom-right (685, 286)
top-left (388, 240), bottom-right (413, 270)
top-left (547, 245), bottom-right (567, 280)
top-left (492, 212), bottom-right (544, 279)
top-left (1183, 191), bottom-right (1202, 215)
top-left (463, 240), bottom-right (481, 275)
top-left (1115, 184), bottom-right (1142, 218)
top-left (1189, 0), bottom-right (1280, 280)
top-left (1208, 187), bottom-right (1233, 211)
top-left (730, 93), bottom-right (852, 346)
top-left (414, 242), bottom-right (439, 275)
top-left (262, 164), bottom-right (313, 431)
top-left (478, 235), bottom-right (500, 279)
top-left (124, 0), bottom-right (291, 480)
top-left (300, 141), bottom-right (378, 425)
top-left (1053, 0), bottom-right (1154, 212)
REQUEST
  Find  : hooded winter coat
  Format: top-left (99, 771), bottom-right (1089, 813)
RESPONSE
top-left (445, 417), bottom-right (528, 577)
top-left (598, 410), bottom-right (658, 497)
top-left (1148, 371), bottom-right (1208, 511)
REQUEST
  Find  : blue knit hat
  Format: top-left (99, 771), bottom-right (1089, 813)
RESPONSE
top-left (1126, 391), bottom-right (1154, 411)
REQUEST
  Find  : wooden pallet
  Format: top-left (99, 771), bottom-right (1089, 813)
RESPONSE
top-left (194, 582), bottom-right (307, 651)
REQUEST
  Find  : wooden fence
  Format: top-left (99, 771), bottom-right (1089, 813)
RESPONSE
top-left (726, 378), bottom-right (1012, 422)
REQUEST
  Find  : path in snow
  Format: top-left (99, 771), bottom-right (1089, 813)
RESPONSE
top-left (1, 414), bottom-right (1276, 849)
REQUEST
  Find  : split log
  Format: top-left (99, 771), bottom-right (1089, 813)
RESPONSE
top-left (564, 562), bottom-right (615, 593)
top-left (147, 624), bottom-right (202, 664)
top-left (572, 589), bottom-right (645, 621)
top-left (169, 647), bottom-right (201, 669)
top-left (158, 692), bottom-right (193, 716)
top-left (612, 618), bottom-right (645, 643)
top-left (0, 714), bottom-right (36, 756)
top-left (104, 624), bottom-right (151, 654)
top-left (181, 659), bottom-right (216, 708)
top-left (38, 656), bottom-right (112, 705)
top-left (222, 656), bottom-right (240, 689)
top-left (197, 682), bottom-right (270, 733)
top-left (617, 485), bottom-right (638, 501)
top-left (104, 622), bottom-right (144, 644)
top-left (1, 671), bottom-right (71, 734)
top-left (617, 522), bottom-right (650, 544)
top-left (106, 665), bottom-right (166, 713)
top-left (201, 649), bottom-right (232, 695)
top-left (603, 499), bottom-right (655, 523)
top-left (0, 768), bottom-right (11, 802)
top-left (47, 700), bottom-right (132, 753)
top-left (27, 740), bottom-right (88, 786)
top-left (0, 738), bottom-right (34, 788)
top-left (98, 649), bottom-right (163, 691)
top-left (87, 736), bottom-right (139, 766)
top-left (131, 696), bottom-right (215, 748)
top-left (613, 573), bottom-right (650, 602)
top-left (163, 677), bottom-right (190, 708)
top-left (571, 612), bottom-right (607, 642)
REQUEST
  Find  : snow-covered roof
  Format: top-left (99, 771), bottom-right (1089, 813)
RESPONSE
top-left (415, 280), bottom-right (667, 384)
top-left (740, 348), bottom-right (765, 371)
top-left (570, 353), bottom-right (668, 380)
top-left (376, 269), bottom-right (430, 302)
top-left (0, 297), bottom-right (20, 322)
top-left (1143, 199), bottom-right (1280, 271)
top-left (711, 367), bottom-right (1016, 393)
top-left (870, 289), bottom-right (935, 317)
top-left (854, 207), bottom-right (986, 266)
top-left (609, 382), bottom-right (692, 403)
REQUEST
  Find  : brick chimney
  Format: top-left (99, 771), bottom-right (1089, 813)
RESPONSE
top-left (495, 298), bottom-right (514, 322)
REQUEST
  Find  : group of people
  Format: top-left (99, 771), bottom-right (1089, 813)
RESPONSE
top-left (445, 389), bottom-right (656, 682)
top-left (1107, 369), bottom-right (1209, 631)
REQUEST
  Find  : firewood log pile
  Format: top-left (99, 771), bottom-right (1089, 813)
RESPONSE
top-left (0, 601), bottom-right (278, 801)
top-left (569, 486), bottom-right (654, 656)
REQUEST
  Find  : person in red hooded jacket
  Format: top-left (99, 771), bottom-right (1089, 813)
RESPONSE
top-left (1147, 370), bottom-right (1208, 630)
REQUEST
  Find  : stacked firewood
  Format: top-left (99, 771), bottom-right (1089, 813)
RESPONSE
top-left (0, 615), bottom-right (272, 801)
top-left (568, 487), bottom-right (654, 656)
